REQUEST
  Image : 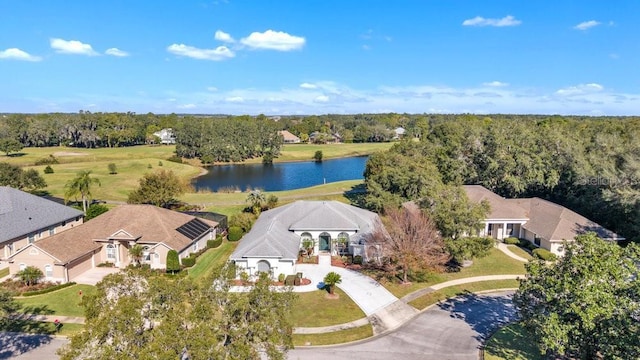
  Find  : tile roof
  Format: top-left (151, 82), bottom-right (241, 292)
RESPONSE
top-left (231, 201), bottom-right (380, 260)
top-left (24, 205), bottom-right (217, 264)
top-left (0, 186), bottom-right (84, 244)
top-left (463, 185), bottom-right (528, 219)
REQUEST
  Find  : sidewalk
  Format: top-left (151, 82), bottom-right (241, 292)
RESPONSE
top-left (496, 243), bottom-right (529, 262)
top-left (13, 314), bottom-right (85, 325)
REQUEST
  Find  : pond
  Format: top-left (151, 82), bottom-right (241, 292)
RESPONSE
top-left (192, 156), bottom-right (369, 192)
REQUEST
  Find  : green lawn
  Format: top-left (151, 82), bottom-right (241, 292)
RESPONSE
top-left (16, 284), bottom-right (96, 317)
top-left (188, 241), bottom-right (238, 282)
top-left (381, 248), bottom-right (526, 298)
top-left (242, 143), bottom-right (393, 164)
top-left (0, 319), bottom-right (84, 337)
top-left (290, 287), bottom-right (366, 327)
top-left (484, 322), bottom-right (544, 360)
top-left (293, 324), bottom-right (373, 346)
top-left (507, 245), bottom-right (534, 260)
top-left (407, 279), bottom-right (519, 310)
top-left (0, 267), bottom-right (9, 278)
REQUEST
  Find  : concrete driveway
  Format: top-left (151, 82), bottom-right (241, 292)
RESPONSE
top-left (0, 332), bottom-right (67, 360)
top-left (72, 267), bottom-right (119, 285)
top-left (288, 291), bottom-right (517, 360)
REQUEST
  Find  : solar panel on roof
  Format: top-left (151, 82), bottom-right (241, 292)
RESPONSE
top-left (176, 218), bottom-right (211, 240)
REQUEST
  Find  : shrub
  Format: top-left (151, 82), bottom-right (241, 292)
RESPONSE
top-left (353, 255), bottom-right (363, 265)
top-left (284, 275), bottom-right (296, 286)
top-left (520, 239), bottom-right (537, 251)
top-left (34, 155), bottom-right (58, 165)
top-left (278, 273), bottom-right (285, 283)
top-left (108, 163), bottom-right (117, 174)
top-left (314, 150), bottom-right (323, 162)
top-left (17, 266), bottom-right (44, 286)
top-left (446, 237), bottom-right (495, 263)
top-left (229, 212), bottom-right (256, 233)
top-left (21, 282), bottom-right (76, 297)
top-left (181, 256), bottom-right (196, 267)
top-left (207, 236), bottom-right (223, 249)
top-left (43, 165), bottom-right (54, 174)
top-left (85, 204), bottom-right (109, 221)
top-left (166, 250), bottom-right (180, 274)
top-left (266, 194), bottom-right (278, 210)
top-left (533, 248), bottom-right (557, 261)
top-left (166, 155), bottom-right (183, 164)
top-left (227, 226), bottom-right (244, 241)
top-left (158, 161), bottom-right (163, 166)
top-left (504, 237), bottom-right (520, 245)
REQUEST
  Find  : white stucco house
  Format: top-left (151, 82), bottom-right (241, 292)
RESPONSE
top-left (229, 201), bottom-right (381, 278)
top-left (152, 128), bottom-right (176, 145)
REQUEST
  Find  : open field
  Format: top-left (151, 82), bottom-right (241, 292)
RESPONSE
top-left (242, 142), bottom-right (393, 164)
top-left (16, 284), bottom-right (96, 317)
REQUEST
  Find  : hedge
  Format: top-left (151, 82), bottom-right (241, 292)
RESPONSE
top-left (519, 239), bottom-right (537, 251)
top-left (228, 227), bottom-right (244, 242)
top-left (533, 248), bottom-right (557, 261)
top-left (21, 282), bottom-right (77, 297)
top-left (181, 256), bottom-right (196, 267)
top-left (353, 255), bottom-right (363, 265)
top-left (284, 275), bottom-right (297, 286)
top-left (504, 237), bottom-right (520, 245)
top-left (207, 237), bottom-right (223, 249)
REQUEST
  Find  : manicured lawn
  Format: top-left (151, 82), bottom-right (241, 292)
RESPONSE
top-left (0, 319), bottom-right (84, 337)
top-left (484, 322), bottom-right (544, 360)
top-left (408, 279), bottom-right (519, 310)
top-left (290, 287), bottom-right (366, 327)
top-left (16, 284), bottom-right (96, 317)
top-left (188, 241), bottom-right (238, 282)
top-left (381, 248), bottom-right (526, 298)
top-left (0, 267), bottom-right (9, 278)
top-left (293, 324), bottom-right (373, 346)
top-left (242, 143), bottom-right (393, 164)
top-left (506, 245), bottom-right (533, 260)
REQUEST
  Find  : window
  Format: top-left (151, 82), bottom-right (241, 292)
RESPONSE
top-left (192, 242), bottom-right (199, 253)
top-left (6, 243), bottom-right (13, 256)
top-left (19, 263), bottom-right (26, 271)
top-left (45, 264), bottom-right (53, 277)
top-left (506, 224), bottom-right (514, 236)
top-left (29, 248), bottom-right (39, 255)
top-left (534, 237), bottom-right (541, 246)
top-left (106, 244), bottom-right (116, 260)
top-left (28, 234), bottom-right (35, 244)
top-left (143, 246), bottom-right (151, 262)
top-left (49, 228), bottom-right (55, 236)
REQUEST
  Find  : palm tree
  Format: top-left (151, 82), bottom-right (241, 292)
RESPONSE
top-left (64, 170), bottom-right (101, 214)
top-left (323, 271), bottom-right (342, 295)
top-left (129, 245), bottom-right (144, 266)
top-left (246, 190), bottom-right (266, 215)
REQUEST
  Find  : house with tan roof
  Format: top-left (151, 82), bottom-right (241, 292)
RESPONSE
top-left (230, 201), bottom-right (381, 278)
top-left (0, 186), bottom-right (84, 268)
top-left (278, 130), bottom-right (301, 144)
top-left (464, 185), bottom-right (624, 255)
top-left (7, 204), bottom-right (218, 283)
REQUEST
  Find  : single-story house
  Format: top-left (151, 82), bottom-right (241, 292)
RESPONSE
top-left (152, 128), bottom-right (176, 145)
top-left (464, 185), bottom-right (624, 255)
top-left (0, 186), bottom-right (84, 266)
top-left (230, 201), bottom-right (381, 278)
top-left (278, 130), bottom-right (301, 144)
top-left (7, 204), bottom-right (217, 283)
top-left (393, 127), bottom-right (406, 139)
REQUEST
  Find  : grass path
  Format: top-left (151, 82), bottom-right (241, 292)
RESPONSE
top-left (187, 240), bottom-right (238, 282)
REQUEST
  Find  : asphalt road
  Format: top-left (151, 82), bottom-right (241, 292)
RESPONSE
top-left (288, 291), bottom-right (517, 360)
top-left (1, 291), bottom-right (516, 360)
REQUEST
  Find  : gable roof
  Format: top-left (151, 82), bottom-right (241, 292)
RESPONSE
top-left (0, 186), bottom-right (84, 244)
top-left (463, 185), bottom-right (623, 241)
top-left (231, 201), bottom-right (380, 260)
top-left (278, 130), bottom-right (301, 142)
top-left (22, 205), bottom-right (217, 264)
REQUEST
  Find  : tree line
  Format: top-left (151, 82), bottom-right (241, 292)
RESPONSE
top-left (363, 115), bottom-right (640, 242)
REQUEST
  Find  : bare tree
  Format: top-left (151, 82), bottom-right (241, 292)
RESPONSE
top-left (369, 203), bottom-right (449, 284)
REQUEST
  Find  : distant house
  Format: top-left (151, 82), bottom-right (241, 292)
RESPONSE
top-left (0, 186), bottom-right (84, 266)
top-left (230, 201), bottom-right (381, 278)
top-left (153, 128), bottom-right (176, 145)
top-left (7, 205), bottom-right (217, 283)
top-left (393, 127), bottom-right (406, 140)
top-left (464, 185), bottom-right (624, 255)
top-left (278, 130), bottom-right (301, 144)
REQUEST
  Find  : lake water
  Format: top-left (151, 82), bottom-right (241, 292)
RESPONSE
top-left (192, 156), bottom-right (369, 192)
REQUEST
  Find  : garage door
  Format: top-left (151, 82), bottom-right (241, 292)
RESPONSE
top-left (68, 252), bottom-right (95, 280)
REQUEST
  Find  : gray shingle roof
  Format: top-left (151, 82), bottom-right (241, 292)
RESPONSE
top-left (0, 186), bottom-right (84, 244)
top-left (230, 201), bottom-right (380, 261)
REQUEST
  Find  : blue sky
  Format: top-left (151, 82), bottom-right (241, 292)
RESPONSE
top-left (1, 0), bottom-right (638, 115)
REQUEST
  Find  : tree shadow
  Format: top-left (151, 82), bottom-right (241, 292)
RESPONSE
top-left (344, 184), bottom-right (367, 207)
top-left (437, 291), bottom-right (518, 344)
top-left (6, 152), bottom-right (26, 157)
top-left (0, 331), bottom-right (53, 359)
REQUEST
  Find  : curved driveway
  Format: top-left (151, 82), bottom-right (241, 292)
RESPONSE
top-left (288, 291), bottom-right (517, 360)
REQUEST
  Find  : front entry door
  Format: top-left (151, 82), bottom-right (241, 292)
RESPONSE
top-left (319, 234), bottom-right (331, 252)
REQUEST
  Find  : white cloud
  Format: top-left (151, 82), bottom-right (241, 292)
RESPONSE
top-left (105, 48), bottom-right (129, 57)
top-left (483, 81), bottom-right (509, 87)
top-left (314, 95), bottom-right (330, 103)
top-left (50, 38), bottom-right (99, 56)
top-left (166, 44), bottom-right (234, 61)
top-left (462, 15), bottom-right (522, 27)
top-left (225, 96), bottom-right (244, 102)
top-left (207, 86), bottom-right (218, 92)
top-left (362, 44), bottom-right (371, 50)
top-left (0, 48), bottom-right (42, 61)
top-left (300, 83), bottom-right (317, 89)
top-left (214, 30), bottom-right (234, 43)
top-left (555, 83), bottom-right (603, 96)
top-left (574, 20), bottom-right (600, 31)
top-left (240, 30), bottom-right (305, 51)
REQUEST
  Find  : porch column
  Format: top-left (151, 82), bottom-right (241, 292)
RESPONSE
top-left (483, 223), bottom-right (489, 237)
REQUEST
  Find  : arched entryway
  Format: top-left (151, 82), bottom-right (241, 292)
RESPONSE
top-left (256, 260), bottom-right (271, 274)
top-left (319, 232), bottom-right (331, 252)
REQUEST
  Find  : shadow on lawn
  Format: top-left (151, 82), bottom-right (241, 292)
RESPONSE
top-left (437, 291), bottom-right (518, 344)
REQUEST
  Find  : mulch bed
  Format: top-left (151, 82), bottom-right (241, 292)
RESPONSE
top-left (1, 279), bottom-right (59, 295)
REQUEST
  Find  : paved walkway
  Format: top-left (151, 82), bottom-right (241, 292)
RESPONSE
top-left (496, 243), bottom-right (529, 262)
top-left (73, 267), bottom-right (120, 285)
top-left (17, 314), bottom-right (85, 324)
